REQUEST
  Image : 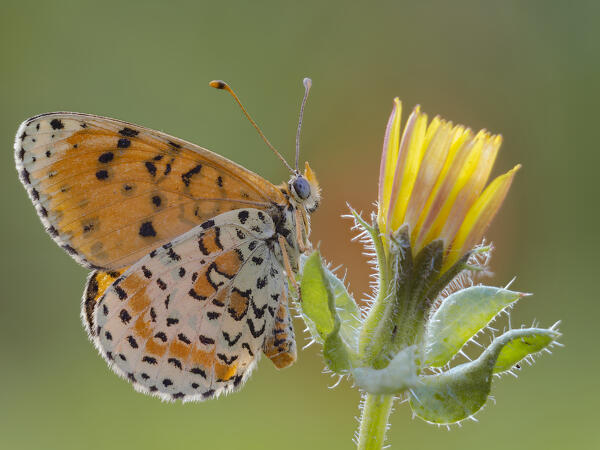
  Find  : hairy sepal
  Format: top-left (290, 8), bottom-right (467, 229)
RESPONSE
top-left (353, 346), bottom-right (418, 394)
top-left (299, 251), bottom-right (360, 372)
top-left (410, 326), bottom-right (560, 424)
top-left (425, 286), bottom-right (526, 367)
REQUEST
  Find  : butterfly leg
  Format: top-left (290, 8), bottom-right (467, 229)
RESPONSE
top-left (294, 207), bottom-right (306, 253)
top-left (263, 287), bottom-right (297, 369)
top-left (278, 234), bottom-right (299, 292)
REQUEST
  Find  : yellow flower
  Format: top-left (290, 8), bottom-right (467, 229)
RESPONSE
top-left (378, 98), bottom-right (520, 272)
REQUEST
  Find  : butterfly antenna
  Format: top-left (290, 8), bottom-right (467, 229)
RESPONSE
top-left (210, 80), bottom-right (294, 173)
top-left (295, 77), bottom-right (312, 173)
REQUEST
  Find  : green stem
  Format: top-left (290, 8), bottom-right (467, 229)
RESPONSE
top-left (357, 394), bottom-right (394, 450)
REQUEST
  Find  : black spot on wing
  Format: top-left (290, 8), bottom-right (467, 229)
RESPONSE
top-left (190, 367), bottom-right (207, 378)
top-left (119, 127), bottom-right (138, 137)
top-left (181, 164), bottom-right (202, 187)
top-left (246, 318), bottom-right (266, 338)
top-left (50, 119), bottom-right (64, 130)
top-left (178, 333), bottom-right (191, 344)
top-left (127, 335), bottom-right (138, 348)
top-left (168, 358), bottom-right (183, 370)
top-left (141, 266), bottom-right (152, 278)
top-left (114, 285), bottom-right (127, 300)
top-left (256, 276), bottom-right (267, 289)
top-left (223, 331), bottom-right (242, 346)
top-left (250, 299), bottom-right (268, 319)
top-left (154, 332), bottom-right (167, 342)
top-left (188, 289), bottom-right (206, 301)
top-left (238, 210), bottom-right (249, 224)
top-left (145, 161), bottom-right (157, 177)
top-left (217, 353), bottom-right (238, 365)
top-left (201, 219), bottom-right (215, 230)
top-left (199, 335), bottom-right (215, 345)
top-left (20, 168), bottom-right (30, 185)
top-left (119, 309), bottom-right (132, 324)
top-left (98, 152), bottom-right (114, 163)
top-left (143, 356), bottom-right (158, 365)
top-left (139, 221), bottom-right (157, 237)
top-left (167, 248), bottom-right (181, 261)
top-left (117, 138), bottom-right (131, 149)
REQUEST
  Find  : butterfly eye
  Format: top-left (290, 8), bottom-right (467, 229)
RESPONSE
top-left (292, 177), bottom-right (311, 200)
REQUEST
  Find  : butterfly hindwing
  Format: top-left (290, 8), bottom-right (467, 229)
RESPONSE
top-left (15, 113), bottom-right (286, 270)
top-left (90, 208), bottom-right (286, 401)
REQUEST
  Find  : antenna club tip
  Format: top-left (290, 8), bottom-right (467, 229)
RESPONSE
top-left (209, 80), bottom-right (228, 90)
top-left (303, 78), bottom-right (312, 89)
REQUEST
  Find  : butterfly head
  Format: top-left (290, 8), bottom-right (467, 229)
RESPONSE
top-left (289, 161), bottom-right (320, 213)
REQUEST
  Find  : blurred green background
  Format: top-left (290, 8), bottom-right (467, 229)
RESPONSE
top-left (1, 1), bottom-right (598, 449)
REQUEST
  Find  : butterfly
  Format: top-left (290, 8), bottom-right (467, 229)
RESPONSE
top-left (14, 79), bottom-right (320, 402)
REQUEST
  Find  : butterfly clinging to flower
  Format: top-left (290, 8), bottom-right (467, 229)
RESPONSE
top-left (14, 78), bottom-right (320, 402)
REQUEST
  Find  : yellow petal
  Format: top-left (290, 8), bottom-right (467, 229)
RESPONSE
top-left (411, 125), bottom-right (472, 247)
top-left (438, 132), bottom-right (502, 245)
top-left (404, 120), bottom-right (453, 230)
top-left (377, 98), bottom-right (402, 232)
top-left (389, 107), bottom-right (428, 230)
top-left (443, 164), bottom-right (521, 271)
top-left (414, 129), bottom-right (481, 251)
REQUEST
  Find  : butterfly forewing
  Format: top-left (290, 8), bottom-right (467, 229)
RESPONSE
top-left (91, 209), bottom-right (287, 401)
top-left (15, 113), bottom-right (286, 269)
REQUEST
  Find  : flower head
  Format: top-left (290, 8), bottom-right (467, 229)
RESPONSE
top-left (296, 95), bottom-right (560, 443)
top-left (378, 99), bottom-right (520, 271)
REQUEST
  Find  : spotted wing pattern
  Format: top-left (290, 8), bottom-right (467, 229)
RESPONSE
top-left (82, 269), bottom-right (125, 336)
top-left (91, 208), bottom-right (290, 401)
top-left (262, 297), bottom-right (297, 369)
top-left (14, 113), bottom-right (286, 270)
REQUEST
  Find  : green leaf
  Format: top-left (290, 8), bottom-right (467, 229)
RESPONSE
top-left (410, 327), bottom-right (560, 424)
top-left (300, 251), bottom-right (336, 339)
top-left (322, 263), bottom-right (362, 352)
top-left (352, 346), bottom-right (418, 394)
top-left (299, 251), bottom-right (359, 372)
top-left (493, 325), bottom-right (561, 373)
top-left (425, 286), bottom-right (526, 367)
top-left (324, 330), bottom-right (352, 373)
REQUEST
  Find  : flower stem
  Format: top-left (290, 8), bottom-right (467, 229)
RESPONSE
top-left (357, 394), bottom-right (394, 450)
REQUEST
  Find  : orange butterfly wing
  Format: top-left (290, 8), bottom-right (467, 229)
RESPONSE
top-left (15, 112), bottom-right (287, 270)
